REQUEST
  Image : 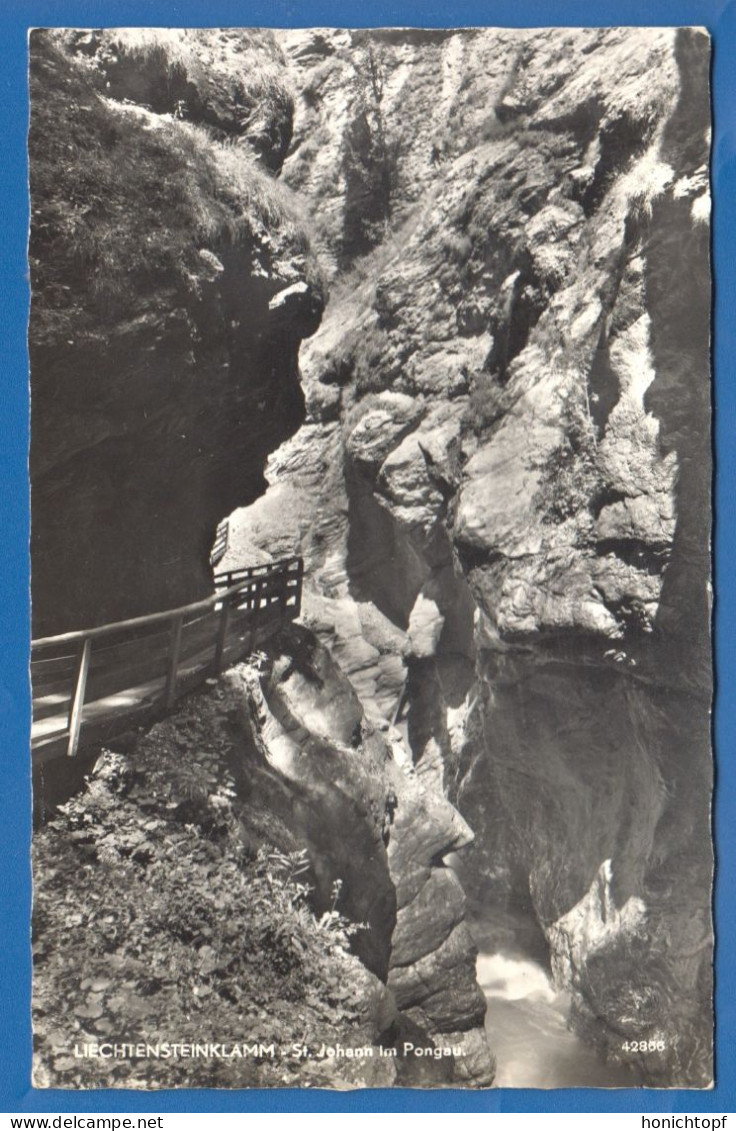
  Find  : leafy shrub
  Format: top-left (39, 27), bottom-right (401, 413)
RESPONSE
top-left (352, 325), bottom-right (394, 396)
top-left (536, 392), bottom-right (603, 523)
top-left (462, 371), bottom-right (509, 436)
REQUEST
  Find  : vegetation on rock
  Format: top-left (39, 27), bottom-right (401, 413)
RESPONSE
top-left (341, 46), bottom-right (404, 259)
top-left (33, 689), bottom-right (377, 1089)
top-left (29, 30), bottom-right (325, 635)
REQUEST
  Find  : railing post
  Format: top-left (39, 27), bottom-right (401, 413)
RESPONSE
top-left (165, 613), bottom-right (184, 709)
top-left (279, 563), bottom-right (290, 616)
top-left (67, 637), bottom-right (91, 758)
top-left (214, 593), bottom-right (232, 674)
top-left (249, 576), bottom-right (263, 651)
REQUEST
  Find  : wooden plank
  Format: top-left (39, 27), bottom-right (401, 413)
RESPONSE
top-left (252, 576), bottom-right (264, 620)
top-left (277, 565), bottom-right (288, 613)
top-left (165, 614), bottom-right (183, 709)
top-left (215, 557), bottom-right (296, 584)
top-left (232, 584), bottom-right (278, 612)
top-left (230, 587), bottom-right (257, 611)
top-left (81, 628), bottom-right (171, 679)
top-left (91, 608), bottom-right (221, 672)
top-left (32, 734), bottom-right (72, 764)
top-left (225, 605), bottom-right (256, 631)
top-left (179, 608), bottom-right (217, 634)
top-left (31, 652), bottom-right (79, 677)
top-left (222, 606), bottom-right (282, 659)
top-left (295, 558), bottom-right (304, 616)
top-left (66, 637), bottom-right (91, 758)
top-left (33, 581), bottom-right (292, 710)
top-left (210, 520), bottom-right (229, 567)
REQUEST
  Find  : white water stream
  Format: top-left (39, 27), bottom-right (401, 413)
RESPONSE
top-left (472, 915), bottom-right (642, 1089)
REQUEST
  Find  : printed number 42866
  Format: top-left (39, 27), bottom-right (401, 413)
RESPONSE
top-left (621, 1040), bottom-right (667, 1053)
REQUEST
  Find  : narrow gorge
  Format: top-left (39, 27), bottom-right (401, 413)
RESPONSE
top-left (30, 25), bottom-right (712, 1090)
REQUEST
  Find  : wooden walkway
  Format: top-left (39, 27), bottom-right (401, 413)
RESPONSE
top-left (31, 557), bottom-right (303, 765)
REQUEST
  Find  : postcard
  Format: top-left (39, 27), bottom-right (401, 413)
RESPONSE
top-left (28, 25), bottom-right (712, 1090)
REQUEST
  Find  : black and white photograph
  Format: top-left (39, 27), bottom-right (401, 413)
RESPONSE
top-left (28, 25), bottom-right (712, 1090)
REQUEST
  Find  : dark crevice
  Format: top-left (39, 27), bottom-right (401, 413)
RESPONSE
top-left (595, 538), bottom-right (670, 574)
top-left (588, 324), bottom-right (621, 434)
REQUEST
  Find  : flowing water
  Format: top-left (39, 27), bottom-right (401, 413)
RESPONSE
top-left (471, 911), bottom-right (643, 1089)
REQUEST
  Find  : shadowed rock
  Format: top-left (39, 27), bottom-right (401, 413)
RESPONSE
top-left (29, 31), bottom-right (324, 635)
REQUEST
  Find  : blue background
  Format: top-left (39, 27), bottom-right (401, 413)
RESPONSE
top-left (2, 0), bottom-right (733, 1115)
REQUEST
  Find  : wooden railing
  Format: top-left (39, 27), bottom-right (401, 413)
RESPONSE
top-left (209, 519), bottom-right (229, 568)
top-left (31, 557), bottom-right (303, 765)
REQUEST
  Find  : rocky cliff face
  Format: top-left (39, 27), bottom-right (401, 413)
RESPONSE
top-left (223, 26), bottom-right (712, 1086)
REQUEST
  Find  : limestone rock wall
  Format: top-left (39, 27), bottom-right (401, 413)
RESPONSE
top-left (227, 625), bottom-right (494, 1086)
top-left (225, 26), bottom-right (712, 1086)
